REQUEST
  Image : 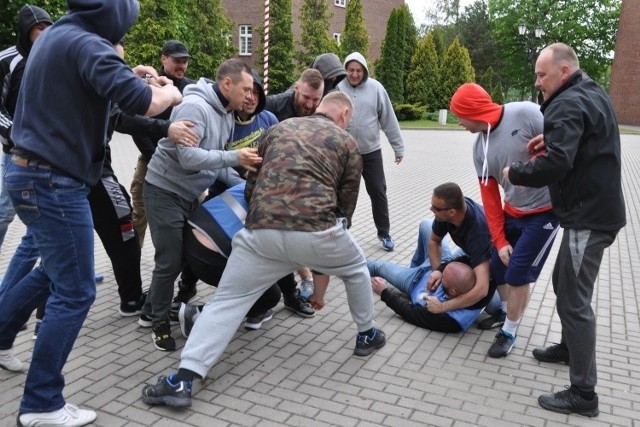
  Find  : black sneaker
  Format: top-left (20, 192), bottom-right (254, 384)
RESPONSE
top-left (477, 310), bottom-right (506, 330)
top-left (151, 320), bottom-right (176, 351)
top-left (141, 374), bottom-right (192, 408)
top-left (487, 330), bottom-right (516, 358)
top-left (171, 280), bottom-right (197, 311)
top-left (245, 309), bottom-right (274, 330)
top-left (532, 342), bottom-right (570, 364)
top-left (283, 289), bottom-right (315, 318)
top-left (538, 386), bottom-right (599, 417)
top-left (138, 313), bottom-right (153, 328)
top-left (119, 292), bottom-right (147, 317)
top-left (354, 328), bottom-right (386, 356)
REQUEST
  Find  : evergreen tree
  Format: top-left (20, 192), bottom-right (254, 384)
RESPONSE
top-left (406, 33), bottom-right (440, 110)
top-left (265, 0), bottom-right (294, 93)
top-left (480, 66), bottom-right (504, 105)
top-left (440, 37), bottom-right (475, 109)
top-left (295, 0), bottom-right (334, 72)
top-left (340, 0), bottom-right (369, 58)
top-left (399, 5), bottom-right (418, 102)
top-left (376, 9), bottom-right (404, 103)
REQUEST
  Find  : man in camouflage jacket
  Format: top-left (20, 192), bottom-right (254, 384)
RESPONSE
top-left (141, 91), bottom-right (387, 408)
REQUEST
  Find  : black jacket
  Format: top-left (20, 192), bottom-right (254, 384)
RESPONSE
top-left (508, 71), bottom-right (626, 231)
top-left (131, 69), bottom-right (194, 161)
top-left (265, 88), bottom-right (295, 122)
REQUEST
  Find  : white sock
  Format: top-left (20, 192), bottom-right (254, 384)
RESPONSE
top-left (502, 317), bottom-right (520, 337)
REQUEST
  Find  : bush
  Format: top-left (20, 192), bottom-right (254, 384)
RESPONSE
top-left (393, 103), bottom-right (426, 121)
top-left (426, 110), bottom-right (459, 124)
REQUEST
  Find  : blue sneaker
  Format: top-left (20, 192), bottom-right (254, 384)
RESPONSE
top-left (142, 374), bottom-right (192, 407)
top-left (378, 235), bottom-right (395, 251)
top-left (488, 330), bottom-right (516, 358)
top-left (94, 274), bottom-right (104, 283)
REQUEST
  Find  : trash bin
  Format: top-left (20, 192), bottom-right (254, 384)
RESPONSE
top-left (438, 109), bottom-right (448, 125)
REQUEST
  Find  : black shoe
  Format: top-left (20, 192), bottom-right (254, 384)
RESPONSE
top-left (151, 320), bottom-right (176, 351)
top-left (138, 313), bottom-right (153, 328)
top-left (477, 310), bottom-right (506, 330)
top-left (141, 374), bottom-right (192, 407)
top-left (354, 328), bottom-right (386, 356)
top-left (172, 280), bottom-right (197, 310)
top-left (487, 330), bottom-right (516, 358)
top-left (538, 386), bottom-right (599, 417)
top-left (283, 289), bottom-right (315, 318)
top-left (119, 292), bottom-right (147, 317)
top-left (532, 342), bottom-right (570, 364)
top-left (245, 309), bottom-right (274, 330)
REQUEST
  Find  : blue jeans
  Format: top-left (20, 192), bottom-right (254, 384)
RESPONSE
top-left (0, 151), bottom-right (17, 249)
top-left (0, 160), bottom-right (96, 414)
top-left (0, 229), bottom-right (39, 301)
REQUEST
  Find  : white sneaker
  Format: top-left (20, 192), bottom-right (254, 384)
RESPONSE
top-left (18, 403), bottom-right (97, 427)
top-left (0, 348), bottom-right (23, 372)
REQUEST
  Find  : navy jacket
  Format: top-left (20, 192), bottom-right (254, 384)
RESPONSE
top-left (11, 0), bottom-right (151, 185)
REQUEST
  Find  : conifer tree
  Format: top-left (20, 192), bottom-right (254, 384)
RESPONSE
top-left (295, 0), bottom-right (334, 72)
top-left (262, 0), bottom-right (294, 93)
top-left (340, 0), bottom-right (369, 58)
top-left (406, 33), bottom-right (440, 110)
top-left (440, 37), bottom-right (475, 109)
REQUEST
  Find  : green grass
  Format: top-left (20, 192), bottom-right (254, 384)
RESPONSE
top-left (399, 119), bottom-right (461, 129)
top-left (401, 120), bottom-right (640, 135)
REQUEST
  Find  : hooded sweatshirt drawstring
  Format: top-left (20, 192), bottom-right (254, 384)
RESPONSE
top-left (480, 123), bottom-right (491, 185)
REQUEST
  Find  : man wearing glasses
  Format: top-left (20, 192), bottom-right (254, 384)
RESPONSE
top-left (419, 182), bottom-right (496, 324)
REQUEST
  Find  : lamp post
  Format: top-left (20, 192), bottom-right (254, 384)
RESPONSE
top-left (518, 23), bottom-right (544, 102)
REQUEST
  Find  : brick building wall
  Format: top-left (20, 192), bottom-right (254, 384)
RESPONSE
top-left (609, 0), bottom-right (640, 126)
top-left (220, 0), bottom-right (403, 71)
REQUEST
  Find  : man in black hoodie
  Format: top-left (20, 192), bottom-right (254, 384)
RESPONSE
top-left (0, 5), bottom-right (52, 253)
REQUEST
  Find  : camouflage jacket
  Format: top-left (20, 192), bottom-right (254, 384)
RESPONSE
top-left (245, 113), bottom-right (362, 231)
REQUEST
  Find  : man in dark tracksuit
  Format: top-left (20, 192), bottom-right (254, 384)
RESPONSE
top-left (505, 43), bottom-right (626, 417)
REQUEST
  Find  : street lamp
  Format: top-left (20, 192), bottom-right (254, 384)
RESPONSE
top-left (518, 23), bottom-right (544, 102)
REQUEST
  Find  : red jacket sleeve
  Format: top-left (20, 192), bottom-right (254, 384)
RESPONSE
top-left (478, 177), bottom-right (508, 250)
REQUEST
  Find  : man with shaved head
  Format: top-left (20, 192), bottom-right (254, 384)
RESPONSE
top-left (368, 217), bottom-right (497, 333)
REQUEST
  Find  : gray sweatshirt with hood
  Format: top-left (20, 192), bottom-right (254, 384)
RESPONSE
top-left (145, 77), bottom-right (243, 200)
top-left (337, 52), bottom-right (404, 157)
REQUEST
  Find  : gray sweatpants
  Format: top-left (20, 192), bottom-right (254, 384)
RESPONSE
top-left (180, 218), bottom-right (375, 378)
top-left (553, 228), bottom-right (618, 392)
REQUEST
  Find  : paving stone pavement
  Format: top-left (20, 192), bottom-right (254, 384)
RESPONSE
top-left (1, 128), bottom-right (639, 427)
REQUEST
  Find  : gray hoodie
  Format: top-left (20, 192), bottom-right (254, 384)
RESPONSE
top-left (337, 52), bottom-right (404, 157)
top-left (145, 77), bottom-right (243, 200)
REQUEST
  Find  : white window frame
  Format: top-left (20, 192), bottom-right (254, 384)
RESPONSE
top-left (334, 0), bottom-right (346, 8)
top-left (239, 25), bottom-right (252, 56)
top-left (333, 33), bottom-right (342, 46)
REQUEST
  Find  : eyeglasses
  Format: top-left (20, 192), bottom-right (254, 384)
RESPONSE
top-left (430, 205), bottom-right (452, 213)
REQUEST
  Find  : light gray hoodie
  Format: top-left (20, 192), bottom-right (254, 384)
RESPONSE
top-left (145, 77), bottom-right (243, 200)
top-left (337, 52), bottom-right (404, 157)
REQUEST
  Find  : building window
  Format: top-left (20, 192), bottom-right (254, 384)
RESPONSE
top-left (333, 33), bottom-right (341, 46)
top-left (334, 0), bottom-right (346, 8)
top-left (239, 25), bottom-right (252, 56)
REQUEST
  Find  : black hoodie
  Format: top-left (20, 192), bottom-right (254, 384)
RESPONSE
top-left (0, 5), bottom-right (52, 151)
